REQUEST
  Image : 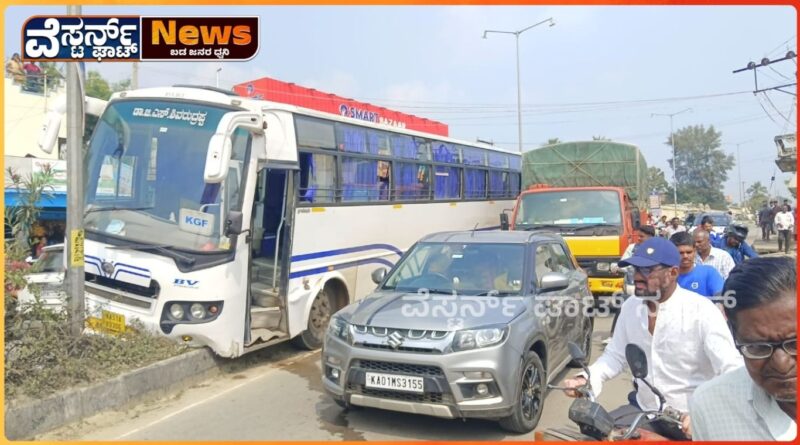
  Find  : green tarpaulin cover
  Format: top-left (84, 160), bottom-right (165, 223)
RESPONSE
top-left (522, 141), bottom-right (648, 207)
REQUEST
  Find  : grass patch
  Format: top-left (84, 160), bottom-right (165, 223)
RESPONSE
top-left (5, 297), bottom-right (188, 403)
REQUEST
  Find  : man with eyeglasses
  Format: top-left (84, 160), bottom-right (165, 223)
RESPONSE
top-left (561, 237), bottom-right (742, 438)
top-left (690, 257), bottom-right (796, 440)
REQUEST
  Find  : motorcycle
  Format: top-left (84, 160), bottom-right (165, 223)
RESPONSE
top-left (535, 342), bottom-right (687, 441)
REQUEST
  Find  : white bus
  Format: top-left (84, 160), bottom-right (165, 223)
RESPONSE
top-left (51, 86), bottom-right (521, 357)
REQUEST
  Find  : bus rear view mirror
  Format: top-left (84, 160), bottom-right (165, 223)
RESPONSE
top-left (225, 210), bottom-right (244, 236)
top-left (204, 133), bottom-right (233, 183)
top-left (204, 111), bottom-right (264, 183)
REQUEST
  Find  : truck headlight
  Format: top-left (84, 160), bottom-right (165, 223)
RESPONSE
top-left (596, 262), bottom-right (610, 272)
top-left (609, 263), bottom-right (620, 274)
top-left (328, 316), bottom-right (353, 344)
top-left (453, 326), bottom-right (508, 351)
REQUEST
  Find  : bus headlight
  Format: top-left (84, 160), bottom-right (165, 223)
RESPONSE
top-left (170, 303), bottom-right (185, 320)
top-left (609, 263), bottom-right (620, 274)
top-left (190, 303), bottom-right (206, 320)
top-left (596, 262), bottom-right (610, 272)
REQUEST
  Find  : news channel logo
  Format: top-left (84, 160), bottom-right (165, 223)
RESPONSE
top-left (22, 16), bottom-right (259, 62)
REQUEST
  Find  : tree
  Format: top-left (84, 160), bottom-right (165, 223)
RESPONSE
top-left (647, 166), bottom-right (671, 195)
top-left (666, 124), bottom-right (734, 208)
top-left (85, 70), bottom-right (112, 100)
top-left (746, 181), bottom-right (769, 210)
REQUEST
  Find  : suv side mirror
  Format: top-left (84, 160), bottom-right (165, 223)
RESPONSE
top-left (539, 272), bottom-right (569, 292)
top-left (371, 267), bottom-right (388, 284)
top-left (500, 212), bottom-right (510, 231)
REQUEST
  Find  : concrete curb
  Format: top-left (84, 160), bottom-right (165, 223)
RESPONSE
top-left (4, 347), bottom-right (220, 440)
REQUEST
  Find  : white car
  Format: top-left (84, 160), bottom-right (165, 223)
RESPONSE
top-left (17, 244), bottom-right (66, 311)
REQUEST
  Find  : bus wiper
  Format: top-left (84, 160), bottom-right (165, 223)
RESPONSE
top-left (106, 243), bottom-right (196, 265)
top-left (85, 205), bottom-right (154, 216)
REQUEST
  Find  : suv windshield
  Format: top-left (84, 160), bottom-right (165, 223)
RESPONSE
top-left (83, 99), bottom-right (249, 254)
top-left (383, 242), bottom-right (525, 295)
top-left (700, 213), bottom-right (732, 227)
top-left (36, 249), bottom-right (64, 273)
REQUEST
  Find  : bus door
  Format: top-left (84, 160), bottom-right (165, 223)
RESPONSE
top-left (247, 167), bottom-right (293, 345)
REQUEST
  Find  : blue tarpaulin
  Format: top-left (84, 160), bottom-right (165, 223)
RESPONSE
top-left (4, 189), bottom-right (67, 220)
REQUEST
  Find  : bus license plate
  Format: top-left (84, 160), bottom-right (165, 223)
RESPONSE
top-left (101, 310), bottom-right (126, 334)
top-left (365, 372), bottom-right (424, 393)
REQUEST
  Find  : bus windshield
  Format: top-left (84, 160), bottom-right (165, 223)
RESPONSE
top-left (515, 190), bottom-right (622, 232)
top-left (84, 99), bottom-right (249, 253)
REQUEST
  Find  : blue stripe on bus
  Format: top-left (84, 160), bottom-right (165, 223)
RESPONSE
top-left (290, 243), bottom-right (404, 262)
top-left (288, 257), bottom-right (396, 279)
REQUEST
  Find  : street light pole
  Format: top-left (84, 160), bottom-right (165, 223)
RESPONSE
top-left (651, 108), bottom-right (692, 216)
top-left (730, 140), bottom-right (753, 206)
top-left (483, 18), bottom-right (555, 154)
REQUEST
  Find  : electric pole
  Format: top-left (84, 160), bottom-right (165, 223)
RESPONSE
top-left (66, 5), bottom-right (85, 337)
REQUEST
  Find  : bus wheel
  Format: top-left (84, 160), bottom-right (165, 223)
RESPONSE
top-left (293, 288), bottom-right (333, 350)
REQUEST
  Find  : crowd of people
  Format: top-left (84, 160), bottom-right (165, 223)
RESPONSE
top-left (759, 200), bottom-right (797, 254)
top-left (5, 53), bottom-right (45, 93)
top-left (561, 211), bottom-right (795, 440)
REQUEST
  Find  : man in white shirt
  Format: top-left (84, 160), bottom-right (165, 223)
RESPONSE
top-left (690, 257), bottom-right (796, 441)
top-left (662, 217), bottom-right (686, 239)
top-left (775, 205), bottom-right (795, 254)
top-left (693, 229), bottom-right (736, 279)
top-left (561, 237), bottom-right (742, 438)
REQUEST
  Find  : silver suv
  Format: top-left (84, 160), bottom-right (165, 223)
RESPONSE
top-left (322, 230), bottom-right (594, 433)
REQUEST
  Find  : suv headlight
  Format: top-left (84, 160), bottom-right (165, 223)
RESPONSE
top-left (328, 316), bottom-right (353, 344)
top-left (453, 326), bottom-right (508, 351)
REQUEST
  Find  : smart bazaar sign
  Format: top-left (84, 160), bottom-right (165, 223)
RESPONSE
top-left (22, 16), bottom-right (259, 61)
top-left (233, 77), bottom-right (449, 137)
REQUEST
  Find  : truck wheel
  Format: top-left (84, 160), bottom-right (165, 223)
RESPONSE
top-left (499, 352), bottom-right (546, 434)
top-left (292, 288), bottom-right (332, 350)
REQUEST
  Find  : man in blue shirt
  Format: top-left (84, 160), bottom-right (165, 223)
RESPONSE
top-left (670, 232), bottom-right (724, 298)
top-left (715, 224), bottom-right (759, 265)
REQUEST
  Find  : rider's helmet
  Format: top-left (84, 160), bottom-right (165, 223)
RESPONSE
top-left (725, 223), bottom-right (749, 242)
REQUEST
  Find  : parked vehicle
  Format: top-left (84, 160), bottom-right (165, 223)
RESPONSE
top-left (691, 211), bottom-right (733, 236)
top-left (502, 141), bottom-right (648, 296)
top-left (322, 230), bottom-right (594, 433)
top-left (538, 343), bottom-right (687, 441)
top-left (17, 244), bottom-right (66, 311)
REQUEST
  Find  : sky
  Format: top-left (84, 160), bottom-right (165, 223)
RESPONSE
top-left (5, 5), bottom-right (797, 201)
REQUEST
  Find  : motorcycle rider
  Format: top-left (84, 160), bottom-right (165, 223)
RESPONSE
top-left (715, 224), bottom-right (759, 265)
top-left (561, 237), bottom-right (743, 438)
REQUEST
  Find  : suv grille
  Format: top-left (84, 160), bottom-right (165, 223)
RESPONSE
top-left (356, 360), bottom-right (444, 376)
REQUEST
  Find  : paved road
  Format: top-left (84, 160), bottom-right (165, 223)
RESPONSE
top-left (41, 316), bottom-right (631, 441)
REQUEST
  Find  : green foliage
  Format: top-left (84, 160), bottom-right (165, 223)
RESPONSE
top-left (647, 166), bottom-right (670, 195)
top-left (746, 181), bottom-right (769, 210)
top-left (85, 70), bottom-right (112, 101)
top-left (665, 124), bottom-right (734, 208)
top-left (5, 301), bottom-right (187, 401)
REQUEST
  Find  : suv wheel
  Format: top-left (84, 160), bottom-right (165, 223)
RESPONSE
top-left (499, 352), bottom-right (546, 434)
top-left (569, 317), bottom-right (594, 368)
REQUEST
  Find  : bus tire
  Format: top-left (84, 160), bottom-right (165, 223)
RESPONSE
top-left (292, 288), bottom-right (333, 350)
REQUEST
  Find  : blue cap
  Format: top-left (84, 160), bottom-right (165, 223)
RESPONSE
top-left (618, 237), bottom-right (680, 268)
